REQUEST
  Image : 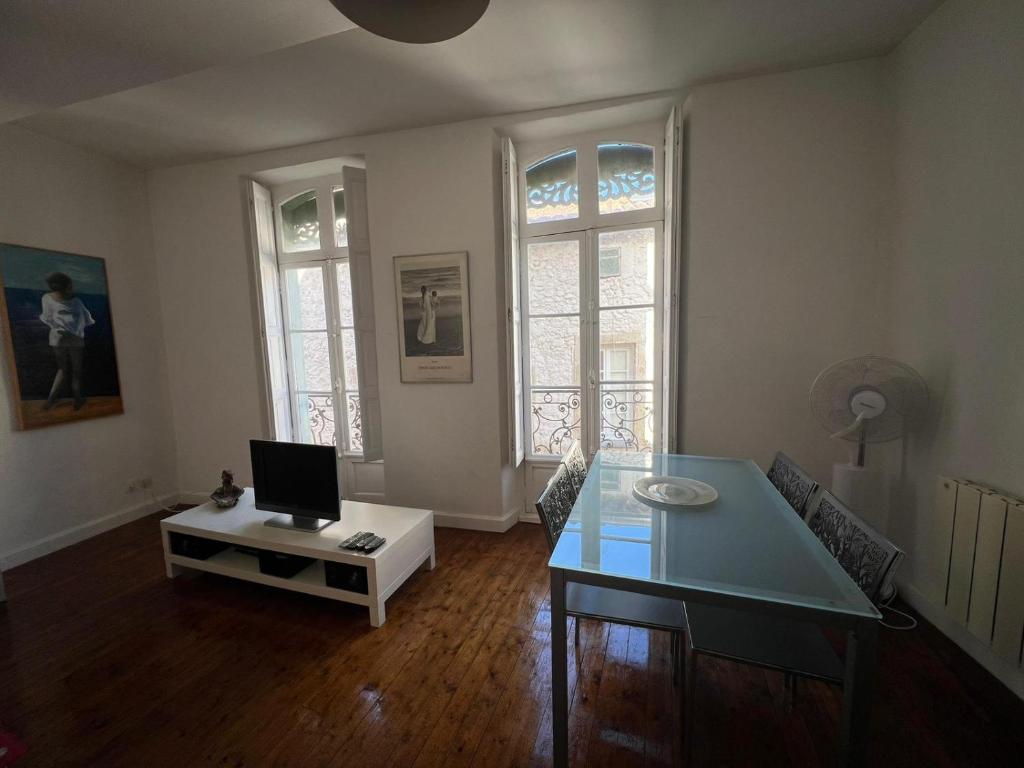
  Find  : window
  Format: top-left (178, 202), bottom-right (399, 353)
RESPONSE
top-left (597, 142), bottom-right (656, 215)
top-left (514, 127), bottom-right (670, 460)
top-left (274, 180), bottom-right (363, 454)
top-left (525, 235), bottom-right (583, 453)
top-left (251, 165), bottom-right (383, 510)
top-left (280, 190), bottom-right (320, 252)
top-left (598, 247), bottom-right (621, 278)
top-left (524, 148), bottom-right (578, 224)
top-left (600, 347), bottom-right (630, 381)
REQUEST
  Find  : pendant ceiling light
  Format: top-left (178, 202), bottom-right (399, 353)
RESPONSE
top-left (329, 0), bottom-right (491, 44)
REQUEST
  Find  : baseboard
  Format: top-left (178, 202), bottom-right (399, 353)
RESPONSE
top-left (900, 579), bottom-right (1024, 701)
top-left (518, 509), bottom-right (541, 524)
top-left (179, 491), bottom-right (212, 506)
top-left (432, 506), bottom-right (520, 533)
top-left (0, 493), bottom-right (179, 570)
top-left (182, 491), bottom-right (385, 506)
top-left (349, 493), bottom-right (386, 504)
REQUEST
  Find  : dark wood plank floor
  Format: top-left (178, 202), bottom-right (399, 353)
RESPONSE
top-left (1, 512), bottom-right (1023, 767)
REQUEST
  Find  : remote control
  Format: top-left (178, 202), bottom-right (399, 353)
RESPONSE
top-left (361, 536), bottom-right (386, 553)
top-left (350, 532), bottom-right (377, 549)
top-left (339, 531), bottom-right (368, 548)
top-left (341, 532), bottom-right (375, 549)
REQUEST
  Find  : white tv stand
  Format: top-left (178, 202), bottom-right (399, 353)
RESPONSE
top-left (160, 490), bottom-right (434, 627)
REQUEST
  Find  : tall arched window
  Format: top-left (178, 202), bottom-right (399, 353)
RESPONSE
top-left (513, 127), bottom-right (668, 461)
top-left (273, 180), bottom-right (362, 455)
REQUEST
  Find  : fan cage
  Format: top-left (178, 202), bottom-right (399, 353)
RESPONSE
top-left (809, 355), bottom-right (928, 444)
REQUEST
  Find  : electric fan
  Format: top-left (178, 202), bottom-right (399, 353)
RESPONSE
top-left (810, 354), bottom-right (928, 518)
top-left (810, 355), bottom-right (927, 623)
top-left (810, 354), bottom-right (929, 468)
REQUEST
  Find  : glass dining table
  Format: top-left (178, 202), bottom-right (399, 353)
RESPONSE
top-left (548, 452), bottom-right (882, 767)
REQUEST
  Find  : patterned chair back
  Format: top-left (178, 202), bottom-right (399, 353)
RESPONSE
top-left (563, 441), bottom-right (589, 496)
top-left (536, 462), bottom-right (578, 552)
top-left (806, 489), bottom-right (904, 604)
top-left (766, 452), bottom-right (819, 516)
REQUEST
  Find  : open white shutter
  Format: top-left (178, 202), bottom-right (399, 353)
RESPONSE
top-left (661, 107), bottom-right (683, 452)
top-left (502, 138), bottom-right (525, 467)
top-left (247, 179), bottom-right (292, 441)
top-left (342, 166), bottom-right (384, 462)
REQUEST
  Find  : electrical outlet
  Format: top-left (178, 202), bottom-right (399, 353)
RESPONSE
top-left (126, 476), bottom-right (152, 493)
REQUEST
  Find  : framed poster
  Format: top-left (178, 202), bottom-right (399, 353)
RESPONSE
top-left (0, 243), bottom-right (123, 429)
top-left (393, 251), bottom-right (472, 382)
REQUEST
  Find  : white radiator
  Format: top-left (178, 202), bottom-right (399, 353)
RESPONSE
top-left (926, 477), bottom-right (1024, 666)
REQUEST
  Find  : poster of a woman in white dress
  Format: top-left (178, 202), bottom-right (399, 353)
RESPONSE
top-left (394, 251), bottom-right (472, 382)
top-left (416, 286), bottom-right (438, 345)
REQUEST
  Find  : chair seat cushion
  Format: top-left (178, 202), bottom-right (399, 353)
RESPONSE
top-left (566, 582), bottom-right (686, 632)
top-left (684, 602), bottom-right (845, 683)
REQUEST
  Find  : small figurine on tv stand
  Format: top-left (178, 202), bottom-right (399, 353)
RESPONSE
top-left (211, 470), bottom-right (243, 508)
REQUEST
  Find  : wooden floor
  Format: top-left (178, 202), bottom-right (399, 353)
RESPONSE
top-left (2, 513), bottom-right (1023, 767)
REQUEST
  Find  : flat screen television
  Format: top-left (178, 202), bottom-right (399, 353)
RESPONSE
top-left (250, 439), bottom-right (340, 532)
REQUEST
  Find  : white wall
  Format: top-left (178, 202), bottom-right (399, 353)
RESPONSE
top-left (0, 125), bottom-right (178, 567)
top-left (146, 61), bottom-right (906, 532)
top-left (887, 0), bottom-right (1024, 695)
top-left (680, 59), bottom-right (896, 487)
top-left (146, 121), bottom-right (515, 529)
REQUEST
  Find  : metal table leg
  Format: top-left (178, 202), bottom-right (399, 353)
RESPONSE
top-left (551, 567), bottom-right (568, 768)
top-left (839, 617), bottom-right (878, 766)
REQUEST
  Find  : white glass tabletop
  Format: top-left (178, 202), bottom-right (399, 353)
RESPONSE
top-left (549, 452), bottom-right (881, 620)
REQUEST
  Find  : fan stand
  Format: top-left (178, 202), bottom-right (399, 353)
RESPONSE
top-left (832, 422), bottom-right (874, 515)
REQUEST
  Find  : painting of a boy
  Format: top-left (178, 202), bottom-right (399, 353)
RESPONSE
top-left (0, 244), bottom-right (123, 428)
top-left (39, 271), bottom-right (95, 411)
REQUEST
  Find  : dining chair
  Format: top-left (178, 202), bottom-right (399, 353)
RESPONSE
top-left (536, 462), bottom-right (687, 680)
top-left (563, 440), bottom-right (589, 496)
top-left (805, 489), bottom-right (904, 603)
top-left (766, 451), bottom-right (819, 517)
top-left (682, 489), bottom-right (903, 761)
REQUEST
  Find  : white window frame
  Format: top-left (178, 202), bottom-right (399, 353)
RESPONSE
top-left (517, 122), bottom-right (667, 462)
top-left (272, 174), bottom-right (363, 457)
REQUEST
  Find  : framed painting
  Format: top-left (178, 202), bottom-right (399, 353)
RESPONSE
top-left (393, 251), bottom-right (472, 383)
top-left (0, 243), bottom-right (124, 429)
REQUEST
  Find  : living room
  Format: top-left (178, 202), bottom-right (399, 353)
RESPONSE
top-left (1, 1), bottom-right (1022, 765)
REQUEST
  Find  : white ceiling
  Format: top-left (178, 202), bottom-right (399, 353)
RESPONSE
top-left (0, 0), bottom-right (355, 122)
top-left (6, 0), bottom-right (943, 168)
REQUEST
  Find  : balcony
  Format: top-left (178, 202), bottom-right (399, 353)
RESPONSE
top-left (303, 393), bottom-right (362, 453)
top-left (530, 386), bottom-right (654, 456)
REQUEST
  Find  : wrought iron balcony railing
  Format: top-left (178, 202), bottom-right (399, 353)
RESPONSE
top-left (599, 386), bottom-right (654, 453)
top-left (304, 393), bottom-right (362, 453)
top-left (529, 386), bottom-right (655, 456)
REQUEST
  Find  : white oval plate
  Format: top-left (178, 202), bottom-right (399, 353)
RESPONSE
top-left (633, 476), bottom-right (718, 507)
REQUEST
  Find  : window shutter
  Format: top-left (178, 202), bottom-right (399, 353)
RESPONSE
top-left (503, 137), bottom-right (526, 467)
top-left (342, 166), bottom-right (384, 462)
top-left (248, 179), bottom-right (292, 441)
top-left (661, 107), bottom-right (683, 452)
